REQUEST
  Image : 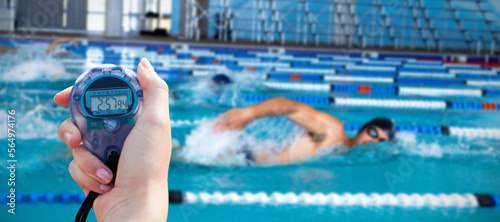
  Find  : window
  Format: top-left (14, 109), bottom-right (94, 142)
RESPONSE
top-left (85, 0), bottom-right (173, 35)
top-left (123, 0), bottom-right (172, 35)
top-left (87, 0), bottom-right (106, 32)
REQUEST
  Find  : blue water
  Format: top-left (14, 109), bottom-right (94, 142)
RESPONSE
top-left (1, 37), bottom-right (500, 221)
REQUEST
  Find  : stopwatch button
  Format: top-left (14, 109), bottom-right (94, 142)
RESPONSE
top-left (103, 119), bottom-right (120, 132)
top-left (92, 139), bottom-right (100, 147)
top-left (72, 94), bottom-right (81, 101)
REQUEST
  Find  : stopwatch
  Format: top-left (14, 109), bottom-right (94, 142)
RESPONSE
top-left (69, 64), bottom-right (143, 163)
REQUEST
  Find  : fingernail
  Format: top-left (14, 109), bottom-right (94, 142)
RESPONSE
top-left (63, 132), bottom-right (73, 145)
top-left (141, 58), bottom-right (152, 70)
top-left (96, 168), bottom-right (112, 183)
top-left (100, 184), bottom-right (113, 192)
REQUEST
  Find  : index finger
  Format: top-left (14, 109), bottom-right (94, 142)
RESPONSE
top-left (53, 86), bottom-right (73, 107)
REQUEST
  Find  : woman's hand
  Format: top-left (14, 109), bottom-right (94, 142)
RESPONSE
top-left (55, 58), bottom-right (171, 222)
top-left (213, 107), bottom-right (256, 133)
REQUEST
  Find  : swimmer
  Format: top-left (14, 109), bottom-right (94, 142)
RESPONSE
top-left (0, 45), bottom-right (18, 55)
top-left (214, 97), bottom-right (395, 165)
top-left (209, 73), bottom-right (234, 96)
top-left (44, 37), bottom-right (78, 55)
top-left (169, 73), bottom-right (233, 103)
top-left (211, 74), bottom-right (232, 86)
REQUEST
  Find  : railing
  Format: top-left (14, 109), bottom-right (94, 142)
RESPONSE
top-left (183, 0), bottom-right (500, 55)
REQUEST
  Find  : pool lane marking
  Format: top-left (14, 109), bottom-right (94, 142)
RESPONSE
top-left (266, 73), bottom-right (500, 86)
top-left (263, 82), bottom-right (494, 97)
top-left (241, 94), bottom-right (500, 111)
top-left (6, 191), bottom-right (499, 208)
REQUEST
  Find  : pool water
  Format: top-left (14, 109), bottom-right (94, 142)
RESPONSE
top-left (1, 37), bottom-right (499, 221)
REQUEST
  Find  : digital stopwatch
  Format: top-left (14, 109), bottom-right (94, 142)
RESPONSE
top-left (69, 64), bottom-right (143, 163)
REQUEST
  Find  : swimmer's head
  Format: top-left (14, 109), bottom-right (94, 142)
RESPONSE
top-left (352, 117), bottom-right (395, 145)
top-left (211, 74), bottom-right (232, 86)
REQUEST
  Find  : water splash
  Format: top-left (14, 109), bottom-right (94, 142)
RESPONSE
top-left (1, 59), bottom-right (67, 81)
top-left (179, 117), bottom-right (301, 166)
top-left (0, 104), bottom-right (60, 139)
top-left (395, 132), bottom-right (444, 158)
top-left (169, 72), bottom-right (263, 107)
top-left (179, 119), bottom-right (246, 165)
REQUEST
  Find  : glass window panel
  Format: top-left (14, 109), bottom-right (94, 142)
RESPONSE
top-left (87, 14), bottom-right (105, 31)
top-left (88, 0), bottom-right (106, 12)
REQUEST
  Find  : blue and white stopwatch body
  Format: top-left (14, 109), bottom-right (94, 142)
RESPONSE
top-left (69, 64), bottom-right (143, 163)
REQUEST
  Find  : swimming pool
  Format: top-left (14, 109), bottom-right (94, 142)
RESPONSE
top-left (1, 37), bottom-right (499, 221)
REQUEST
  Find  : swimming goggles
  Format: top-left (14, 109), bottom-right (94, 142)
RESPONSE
top-left (367, 126), bottom-right (386, 142)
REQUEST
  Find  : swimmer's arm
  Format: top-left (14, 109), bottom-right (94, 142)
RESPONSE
top-left (45, 37), bottom-right (77, 54)
top-left (249, 97), bottom-right (340, 136)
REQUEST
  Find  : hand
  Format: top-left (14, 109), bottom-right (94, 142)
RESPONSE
top-left (54, 59), bottom-right (171, 222)
top-left (214, 108), bottom-right (256, 133)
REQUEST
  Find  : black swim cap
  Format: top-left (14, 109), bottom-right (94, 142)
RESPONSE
top-left (211, 74), bottom-right (232, 85)
top-left (358, 117), bottom-right (395, 140)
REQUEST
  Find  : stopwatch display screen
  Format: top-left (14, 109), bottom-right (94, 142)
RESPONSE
top-left (85, 88), bottom-right (133, 116)
top-left (90, 94), bottom-right (128, 113)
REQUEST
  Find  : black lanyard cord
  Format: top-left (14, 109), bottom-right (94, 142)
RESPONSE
top-left (75, 151), bottom-right (120, 222)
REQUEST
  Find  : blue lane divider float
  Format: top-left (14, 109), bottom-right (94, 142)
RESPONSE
top-left (457, 74), bottom-right (500, 80)
top-left (156, 69), bottom-right (192, 75)
top-left (337, 69), bottom-right (397, 77)
top-left (485, 90), bottom-right (500, 96)
top-left (261, 57), bottom-right (278, 62)
top-left (0, 192), bottom-right (86, 204)
top-left (399, 67), bottom-right (448, 73)
top-left (396, 78), bottom-right (466, 85)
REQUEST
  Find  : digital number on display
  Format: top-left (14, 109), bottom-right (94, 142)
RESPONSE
top-left (90, 95), bottom-right (128, 112)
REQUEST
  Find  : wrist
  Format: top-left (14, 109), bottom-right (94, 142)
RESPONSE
top-left (246, 106), bottom-right (258, 120)
top-left (105, 206), bottom-right (167, 222)
top-left (104, 189), bottom-right (168, 222)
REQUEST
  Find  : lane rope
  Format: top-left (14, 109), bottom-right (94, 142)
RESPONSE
top-left (3, 191), bottom-right (499, 208)
top-left (241, 94), bottom-right (500, 111)
top-left (263, 82), bottom-right (497, 97)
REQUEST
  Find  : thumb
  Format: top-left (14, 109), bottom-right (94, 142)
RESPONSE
top-left (136, 58), bottom-right (170, 109)
top-left (116, 58), bottom-right (171, 185)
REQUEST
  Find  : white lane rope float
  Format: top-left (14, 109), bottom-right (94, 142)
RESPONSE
top-left (263, 82), bottom-right (489, 97)
top-left (180, 191), bottom-right (499, 208)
